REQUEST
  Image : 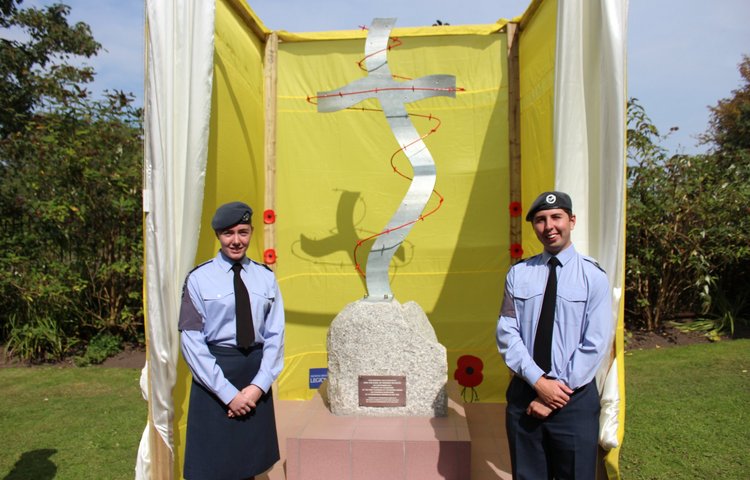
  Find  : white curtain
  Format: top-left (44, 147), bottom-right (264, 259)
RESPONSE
top-left (553, 0), bottom-right (628, 450)
top-left (137, 1), bottom-right (215, 477)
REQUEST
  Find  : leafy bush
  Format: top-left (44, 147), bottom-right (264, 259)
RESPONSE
top-left (0, 2), bottom-right (143, 361)
top-left (6, 315), bottom-right (75, 362)
top-left (625, 60), bottom-right (750, 333)
top-left (74, 332), bottom-right (122, 367)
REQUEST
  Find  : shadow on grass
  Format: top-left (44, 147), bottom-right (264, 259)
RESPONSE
top-left (3, 449), bottom-right (57, 480)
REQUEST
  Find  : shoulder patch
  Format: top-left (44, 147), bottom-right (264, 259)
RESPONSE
top-left (583, 256), bottom-right (606, 273)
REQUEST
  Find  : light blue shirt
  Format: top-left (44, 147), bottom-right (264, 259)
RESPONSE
top-left (179, 251), bottom-right (285, 404)
top-left (496, 244), bottom-right (612, 390)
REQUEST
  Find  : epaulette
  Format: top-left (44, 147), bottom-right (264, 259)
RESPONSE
top-left (518, 253), bottom-right (542, 264)
top-left (188, 259), bottom-right (213, 275)
top-left (251, 259), bottom-right (273, 272)
top-left (181, 259), bottom-right (213, 297)
top-left (582, 256), bottom-right (606, 273)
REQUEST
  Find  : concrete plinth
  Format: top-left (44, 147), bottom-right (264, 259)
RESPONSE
top-left (285, 391), bottom-right (471, 480)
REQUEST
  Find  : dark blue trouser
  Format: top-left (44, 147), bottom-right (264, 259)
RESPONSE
top-left (505, 376), bottom-right (600, 480)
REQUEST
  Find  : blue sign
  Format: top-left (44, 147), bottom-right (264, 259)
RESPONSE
top-left (309, 368), bottom-right (328, 389)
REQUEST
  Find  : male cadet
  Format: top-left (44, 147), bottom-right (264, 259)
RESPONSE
top-left (496, 191), bottom-right (613, 479)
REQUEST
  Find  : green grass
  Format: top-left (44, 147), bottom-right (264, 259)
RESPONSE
top-left (0, 342), bottom-right (748, 479)
top-left (621, 339), bottom-right (750, 479)
top-left (0, 366), bottom-right (145, 480)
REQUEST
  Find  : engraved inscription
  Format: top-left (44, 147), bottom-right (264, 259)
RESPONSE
top-left (358, 375), bottom-right (407, 407)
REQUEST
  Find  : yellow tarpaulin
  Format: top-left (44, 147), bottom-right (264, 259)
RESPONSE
top-left (174, 0), bottom-right (556, 434)
top-left (165, 1), bottom-right (626, 478)
top-left (274, 28), bottom-right (514, 402)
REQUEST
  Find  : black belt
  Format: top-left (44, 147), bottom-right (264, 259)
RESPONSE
top-left (207, 343), bottom-right (263, 354)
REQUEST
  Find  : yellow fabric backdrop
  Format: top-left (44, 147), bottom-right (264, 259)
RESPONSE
top-left (519, 0), bottom-right (557, 257)
top-left (172, 1), bottom-right (560, 408)
top-left (172, 0), bottom-right (559, 474)
top-left (166, 1), bottom-right (625, 478)
top-left (274, 29), bottom-right (513, 402)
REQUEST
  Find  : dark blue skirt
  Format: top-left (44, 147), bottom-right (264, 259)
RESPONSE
top-left (183, 345), bottom-right (280, 480)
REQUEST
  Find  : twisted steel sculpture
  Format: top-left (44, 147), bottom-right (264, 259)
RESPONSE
top-left (317, 18), bottom-right (457, 301)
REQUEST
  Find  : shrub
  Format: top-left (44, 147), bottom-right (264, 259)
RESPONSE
top-left (74, 332), bottom-right (122, 367)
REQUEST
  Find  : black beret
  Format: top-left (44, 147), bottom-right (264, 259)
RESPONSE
top-left (525, 191), bottom-right (573, 221)
top-left (211, 201), bottom-right (253, 230)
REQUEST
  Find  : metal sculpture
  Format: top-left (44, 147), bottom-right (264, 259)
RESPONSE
top-left (316, 18), bottom-right (457, 301)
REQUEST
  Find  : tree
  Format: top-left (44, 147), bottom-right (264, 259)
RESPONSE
top-left (702, 55), bottom-right (750, 155)
top-left (625, 98), bottom-right (697, 331)
top-left (625, 58), bottom-right (750, 334)
top-left (698, 55), bottom-right (750, 332)
top-left (0, 1), bottom-right (143, 362)
top-left (0, 0), bottom-right (101, 135)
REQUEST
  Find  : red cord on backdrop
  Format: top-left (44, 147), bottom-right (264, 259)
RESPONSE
top-left (307, 35), bottom-right (465, 278)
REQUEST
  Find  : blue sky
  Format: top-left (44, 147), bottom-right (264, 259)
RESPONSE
top-left (13, 0), bottom-right (750, 155)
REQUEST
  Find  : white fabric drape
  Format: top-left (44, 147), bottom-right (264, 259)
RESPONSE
top-left (553, 0), bottom-right (628, 450)
top-left (136, 1), bottom-right (215, 477)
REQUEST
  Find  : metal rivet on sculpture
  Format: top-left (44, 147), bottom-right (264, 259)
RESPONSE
top-left (316, 18), bottom-right (457, 302)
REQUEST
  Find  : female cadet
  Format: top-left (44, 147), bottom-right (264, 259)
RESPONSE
top-left (178, 201), bottom-right (285, 480)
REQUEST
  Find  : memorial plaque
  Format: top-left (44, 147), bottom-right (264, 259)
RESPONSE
top-left (358, 375), bottom-right (406, 407)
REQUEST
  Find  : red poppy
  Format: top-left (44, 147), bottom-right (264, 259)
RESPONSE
top-left (263, 209), bottom-right (276, 224)
top-left (454, 355), bottom-right (484, 388)
top-left (509, 201), bottom-right (522, 217)
top-left (263, 248), bottom-right (277, 264)
top-left (510, 243), bottom-right (524, 259)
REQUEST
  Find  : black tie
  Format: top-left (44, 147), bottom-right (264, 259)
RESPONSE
top-left (232, 263), bottom-right (255, 348)
top-left (534, 256), bottom-right (560, 373)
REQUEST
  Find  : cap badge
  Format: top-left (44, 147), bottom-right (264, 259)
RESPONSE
top-left (241, 212), bottom-right (250, 222)
top-left (545, 194), bottom-right (556, 204)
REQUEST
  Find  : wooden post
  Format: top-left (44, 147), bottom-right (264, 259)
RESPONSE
top-left (506, 22), bottom-right (522, 261)
top-left (263, 32), bottom-right (278, 271)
